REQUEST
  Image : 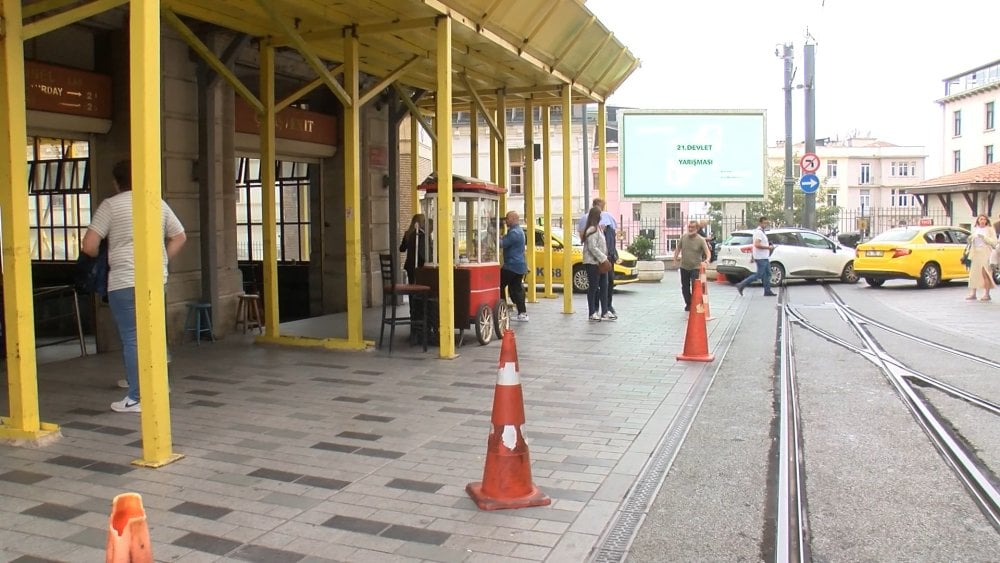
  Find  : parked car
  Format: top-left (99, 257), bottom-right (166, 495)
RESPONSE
top-left (532, 230), bottom-right (639, 292)
top-left (853, 226), bottom-right (971, 289)
top-left (716, 227), bottom-right (858, 286)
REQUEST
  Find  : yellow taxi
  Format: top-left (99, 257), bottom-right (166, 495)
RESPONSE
top-left (530, 229), bottom-right (639, 292)
top-left (853, 226), bottom-right (970, 288)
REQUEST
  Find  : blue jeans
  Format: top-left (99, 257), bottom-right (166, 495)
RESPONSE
top-left (108, 288), bottom-right (139, 402)
top-left (585, 264), bottom-right (609, 316)
top-left (739, 259), bottom-right (772, 294)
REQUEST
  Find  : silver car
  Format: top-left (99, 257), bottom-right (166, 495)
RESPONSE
top-left (715, 227), bottom-right (859, 286)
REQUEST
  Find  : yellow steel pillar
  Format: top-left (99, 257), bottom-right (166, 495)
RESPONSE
top-left (597, 102), bottom-right (607, 203)
top-left (541, 105), bottom-right (554, 298)
top-left (435, 16), bottom-right (456, 359)
top-left (496, 92), bottom-right (507, 216)
top-left (259, 44), bottom-right (280, 339)
top-left (130, 0), bottom-right (179, 466)
top-left (561, 86), bottom-right (573, 314)
top-left (489, 109), bottom-right (498, 183)
top-left (0, 0), bottom-right (57, 445)
top-left (343, 32), bottom-right (364, 347)
top-left (410, 116), bottom-right (420, 213)
top-left (469, 107), bottom-right (479, 178)
top-left (523, 98), bottom-right (536, 303)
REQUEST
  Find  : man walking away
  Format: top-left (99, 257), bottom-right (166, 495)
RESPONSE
top-left (601, 211), bottom-right (619, 316)
top-left (673, 220), bottom-right (712, 311)
top-left (500, 211), bottom-right (529, 321)
top-left (735, 216), bottom-right (776, 297)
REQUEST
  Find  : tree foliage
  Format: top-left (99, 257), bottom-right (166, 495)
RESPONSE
top-left (709, 166), bottom-right (841, 230)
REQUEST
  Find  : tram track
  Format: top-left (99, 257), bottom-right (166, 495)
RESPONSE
top-left (778, 283), bottom-right (1000, 546)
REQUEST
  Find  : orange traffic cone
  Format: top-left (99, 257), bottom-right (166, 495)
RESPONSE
top-left (677, 278), bottom-right (715, 362)
top-left (699, 265), bottom-right (715, 321)
top-left (105, 493), bottom-right (153, 563)
top-left (466, 329), bottom-right (551, 511)
top-left (715, 270), bottom-right (727, 283)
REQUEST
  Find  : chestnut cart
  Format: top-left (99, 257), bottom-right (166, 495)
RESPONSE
top-left (415, 175), bottom-right (509, 346)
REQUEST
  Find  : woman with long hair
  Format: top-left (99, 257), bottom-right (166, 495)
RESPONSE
top-left (399, 213), bottom-right (426, 283)
top-left (966, 214), bottom-right (997, 301)
top-left (582, 207), bottom-right (612, 321)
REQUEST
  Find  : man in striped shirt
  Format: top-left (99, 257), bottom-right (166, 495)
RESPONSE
top-left (82, 160), bottom-right (187, 413)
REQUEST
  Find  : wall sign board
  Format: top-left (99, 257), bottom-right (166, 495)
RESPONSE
top-left (26, 61), bottom-right (113, 119)
top-left (235, 98), bottom-right (337, 146)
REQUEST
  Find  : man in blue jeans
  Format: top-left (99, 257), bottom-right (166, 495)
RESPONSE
top-left (735, 216), bottom-right (777, 297)
top-left (82, 160), bottom-right (187, 413)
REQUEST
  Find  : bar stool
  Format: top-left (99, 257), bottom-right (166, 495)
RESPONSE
top-left (235, 293), bottom-right (263, 334)
top-left (184, 302), bottom-right (215, 345)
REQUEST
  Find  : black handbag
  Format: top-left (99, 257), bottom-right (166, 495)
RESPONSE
top-left (960, 242), bottom-right (972, 269)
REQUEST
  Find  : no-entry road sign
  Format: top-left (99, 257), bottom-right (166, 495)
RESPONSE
top-left (800, 153), bottom-right (820, 174)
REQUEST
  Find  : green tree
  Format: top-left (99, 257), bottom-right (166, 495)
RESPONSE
top-left (708, 166), bottom-right (840, 230)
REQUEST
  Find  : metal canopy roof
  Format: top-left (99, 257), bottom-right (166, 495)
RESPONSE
top-left (157, 0), bottom-right (638, 107)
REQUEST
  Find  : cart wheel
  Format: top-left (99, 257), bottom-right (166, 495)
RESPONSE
top-left (493, 301), bottom-right (510, 336)
top-left (475, 304), bottom-right (494, 345)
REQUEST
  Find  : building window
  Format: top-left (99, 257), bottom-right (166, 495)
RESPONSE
top-left (859, 189), bottom-right (871, 210)
top-left (987, 145), bottom-right (994, 165)
top-left (987, 102), bottom-right (995, 131)
top-left (859, 163), bottom-right (871, 184)
top-left (665, 203), bottom-right (681, 228)
top-left (890, 161), bottom-right (916, 177)
top-left (826, 193), bottom-right (838, 207)
top-left (632, 205), bottom-right (641, 221)
top-left (235, 157), bottom-right (312, 262)
top-left (826, 159), bottom-right (838, 178)
top-left (27, 137), bottom-right (92, 261)
top-left (509, 164), bottom-right (523, 195)
top-left (954, 150), bottom-right (961, 173)
top-left (953, 110), bottom-right (962, 136)
top-left (890, 189), bottom-right (914, 207)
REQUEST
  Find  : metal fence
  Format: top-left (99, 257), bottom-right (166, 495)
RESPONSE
top-left (615, 208), bottom-right (955, 258)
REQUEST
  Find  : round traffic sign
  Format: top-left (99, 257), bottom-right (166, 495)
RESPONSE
top-left (800, 152), bottom-right (820, 173)
top-left (799, 173), bottom-right (820, 194)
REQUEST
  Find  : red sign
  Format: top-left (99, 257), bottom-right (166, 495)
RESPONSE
top-left (25, 61), bottom-right (112, 119)
top-left (799, 152), bottom-right (820, 173)
top-left (369, 146), bottom-right (387, 168)
top-left (235, 98), bottom-right (337, 146)
top-left (918, 217), bottom-right (934, 226)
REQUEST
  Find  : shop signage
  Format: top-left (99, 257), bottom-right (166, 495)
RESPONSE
top-left (25, 61), bottom-right (112, 119)
top-left (235, 98), bottom-right (337, 146)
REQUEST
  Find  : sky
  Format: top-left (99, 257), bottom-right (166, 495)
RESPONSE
top-left (586, 0), bottom-right (999, 176)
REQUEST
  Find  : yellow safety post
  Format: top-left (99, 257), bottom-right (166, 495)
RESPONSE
top-left (561, 86), bottom-right (574, 314)
top-left (435, 16), bottom-right (456, 359)
top-left (258, 43), bottom-right (280, 339)
top-left (130, 0), bottom-right (180, 467)
top-left (597, 102), bottom-right (607, 203)
top-left (410, 115), bottom-right (420, 214)
top-left (523, 98), bottom-right (537, 303)
top-left (541, 105), bottom-right (554, 298)
top-left (343, 31), bottom-right (364, 348)
top-left (0, 0), bottom-right (58, 445)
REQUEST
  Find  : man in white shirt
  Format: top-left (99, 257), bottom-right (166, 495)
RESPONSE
top-left (735, 216), bottom-right (777, 297)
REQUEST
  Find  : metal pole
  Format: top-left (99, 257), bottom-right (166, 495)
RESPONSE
top-left (803, 43), bottom-right (817, 230)
top-left (782, 43), bottom-right (794, 226)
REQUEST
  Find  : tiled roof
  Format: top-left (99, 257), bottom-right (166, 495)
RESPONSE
top-left (918, 162), bottom-right (1000, 188)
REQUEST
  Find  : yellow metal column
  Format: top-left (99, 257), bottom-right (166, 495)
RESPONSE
top-left (435, 16), bottom-right (456, 359)
top-left (0, 0), bottom-right (57, 444)
top-left (489, 110), bottom-right (498, 183)
top-left (130, 0), bottom-right (179, 466)
top-left (259, 44), bottom-right (280, 339)
top-left (541, 105), bottom-right (554, 298)
top-left (523, 98), bottom-right (536, 303)
top-left (469, 108), bottom-right (479, 178)
top-left (343, 32), bottom-right (364, 348)
top-left (561, 86), bottom-right (573, 314)
top-left (597, 102), bottom-right (607, 203)
top-left (496, 93), bottom-right (507, 216)
top-left (410, 116), bottom-right (420, 213)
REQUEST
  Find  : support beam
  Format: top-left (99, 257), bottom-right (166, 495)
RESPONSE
top-left (553, 16), bottom-right (595, 66)
top-left (358, 56), bottom-right (420, 107)
top-left (496, 90), bottom-right (507, 217)
top-left (541, 105), bottom-right (554, 298)
top-left (162, 9), bottom-right (264, 114)
top-left (523, 2), bottom-right (560, 48)
top-left (275, 64), bottom-right (344, 113)
top-left (258, 43), bottom-right (280, 340)
top-left (460, 73), bottom-right (502, 140)
top-left (524, 97), bottom-right (536, 303)
top-left (573, 32), bottom-right (614, 82)
top-left (343, 31), bottom-right (365, 348)
top-left (561, 85), bottom-right (573, 314)
top-left (410, 114), bottom-right (420, 213)
top-left (22, 0), bottom-right (128, 40)
top-left (597, 102), bottom-right (606, 203)
top-left (434, 16), bottom-right (457, 359)
top-left (393, 82), bottom-right (436, 143)
top-left (253, 0), bottom-right (352, 107)
top-left (356, 17), bottom-right (438, 36)
top-left (130, 0), bottom-right (180, 467)
top-left (22, 0), bottom-right (79, 18)
top-left (469, 105), bottom-right (479, 178)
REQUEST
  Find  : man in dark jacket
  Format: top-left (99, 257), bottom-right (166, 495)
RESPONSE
top-left (501, 211), bottom-right (530, 321)
top-left (600, 212), bottom-right (619, 316)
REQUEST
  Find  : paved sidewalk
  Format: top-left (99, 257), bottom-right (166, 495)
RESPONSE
top-left (0, 275), bottom-right (743, 562)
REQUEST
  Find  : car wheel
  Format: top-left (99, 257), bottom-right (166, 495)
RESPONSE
top-left (475, 304), bottom-right (494, 345)
top-left (865, 277), bottom-right (885, 288)
top-left (917, 263), bottom-right (941, 289)
top-left (769, 263), bottom-right (786, 286)
top-left (994, 267), bottom-right (1000, 285)
top-left (572, 265), bottom-right (589, 293)
top-left (840, 261), bottom-right (859, 283)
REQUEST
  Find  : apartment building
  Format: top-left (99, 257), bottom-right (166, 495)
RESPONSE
top-left (938, 59), bottom-right (1000, 172)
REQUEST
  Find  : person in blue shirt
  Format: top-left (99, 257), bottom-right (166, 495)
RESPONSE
top-left (500, 211), bottom-right (530, 322)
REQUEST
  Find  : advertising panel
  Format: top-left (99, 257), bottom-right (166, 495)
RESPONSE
top-left (620, 110), bottom-right (766, 200)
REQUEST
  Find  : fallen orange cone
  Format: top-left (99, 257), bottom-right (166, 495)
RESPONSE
top-left (466, 329), bottom-right (551, 511)
top-left (106, 492), bottom-right (152, 563)
top-left (677, 278), bottom-right (714, 362)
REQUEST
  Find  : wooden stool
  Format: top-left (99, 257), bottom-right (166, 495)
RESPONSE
top-left (184, 303), bottom-right (215, 345)
top-left (235, 294), bottom-right (263, 334)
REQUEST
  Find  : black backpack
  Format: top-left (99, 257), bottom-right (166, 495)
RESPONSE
top-left (75, 240), bottom-right (109, 296)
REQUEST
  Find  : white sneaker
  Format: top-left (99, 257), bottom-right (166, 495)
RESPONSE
top-left (514, 313), bottom-right (529, 322)
top-left (589, 313), bottom-right (602, 322)
top-left (110, 396), bottom-right (141, 413)
top-left (117, 379), bottom-right (129, 389)
top-left (602, 312), bottom-right (617, 321)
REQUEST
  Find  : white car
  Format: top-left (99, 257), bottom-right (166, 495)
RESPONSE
top-left (715, 227), bottom-right (858, 286)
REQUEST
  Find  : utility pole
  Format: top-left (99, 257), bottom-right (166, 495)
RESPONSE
top-left (780, 43), bottom-right (794, 226)
top-left (803, 42), bottom-right (816, 229)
